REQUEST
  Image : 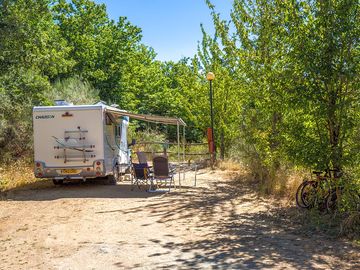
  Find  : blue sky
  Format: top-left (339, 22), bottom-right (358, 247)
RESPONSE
top-left (94, 0), bottom-right (232, 62)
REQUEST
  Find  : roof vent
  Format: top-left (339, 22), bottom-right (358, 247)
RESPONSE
top-left (54, 100), bottom-right (73, 106)
top-left (95, 100), bottom-right (107, 105)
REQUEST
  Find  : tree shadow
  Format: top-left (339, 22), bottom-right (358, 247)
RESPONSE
top-left (113, 176), bottom-right (360, 269)
top-left (161, 210), bottom-right (359, 269)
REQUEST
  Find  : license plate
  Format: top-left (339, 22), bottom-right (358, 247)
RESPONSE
top-left (60, 169), bottom-right (80, 174)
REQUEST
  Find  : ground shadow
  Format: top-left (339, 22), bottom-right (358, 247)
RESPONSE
top-left (1, 179), bottom-right (164, 201)
top-left (113, 176), bottom-right (360, 269)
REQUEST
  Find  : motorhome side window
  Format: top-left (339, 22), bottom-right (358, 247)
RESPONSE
top-left (115, 125), bottom-right (121, 137)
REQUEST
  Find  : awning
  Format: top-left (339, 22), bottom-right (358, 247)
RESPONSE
top-left (105, 107), bottom-right (186, 126)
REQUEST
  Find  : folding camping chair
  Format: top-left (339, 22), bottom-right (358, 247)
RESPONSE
top-left (151, 156), bottom-right (176, 192)
top-left (137, 150), bottom-right (155, 171)
top-left (131, 163), bottom-right (152, 190)
top-left (136, 151), bottom-right (149, 165)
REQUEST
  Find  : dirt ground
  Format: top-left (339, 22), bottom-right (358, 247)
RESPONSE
top-left (0, 169), bottom-right (359, 270)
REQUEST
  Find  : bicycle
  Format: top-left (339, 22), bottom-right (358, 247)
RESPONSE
top-left (296, 169), bottom-right (341, 211)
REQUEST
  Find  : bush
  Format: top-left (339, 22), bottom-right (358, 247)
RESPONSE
top-left (46, 76), bottom-right (99, 105)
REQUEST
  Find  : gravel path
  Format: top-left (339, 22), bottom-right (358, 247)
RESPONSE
top-left (0, 169), bottom-right (359, 269)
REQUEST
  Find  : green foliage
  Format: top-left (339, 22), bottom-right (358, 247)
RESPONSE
top-left (0, 0), bottom-right (74, 78)
top-left (0, 68), bottom-right (52, 162)
top-left (201, 0), bottom-right (360, 190)
top-left (130, 129), bottom-right (167, 154)
top-left (52, 0), bottom-right (156, 111)
top-left (0, 86), bottom-right (34, 162)
top-left (0, 0), bottom-right (209, 163)
top-left (46, 76), bottom-right (99, 105)
top-left (0, 0), bottom-right (69, 162)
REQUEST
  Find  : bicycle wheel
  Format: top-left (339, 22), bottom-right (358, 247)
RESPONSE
top-left (296, 181), bottom-right (308, 208)
top-left (301, 181), bottom-right (318, 209)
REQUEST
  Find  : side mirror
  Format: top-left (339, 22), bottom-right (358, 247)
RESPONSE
top-left (128, 139), bottom-right (136, 147)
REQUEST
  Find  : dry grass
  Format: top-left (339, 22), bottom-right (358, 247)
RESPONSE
top-left (281, 169), bottom-right (306, 202)
top-left (217, 159), bottom-right (243, 172)
top-left (217, 159), bottom-right (307, 204)
top-left (340, 212), bottom-right (360, 240)
top-left (0, 160), bottom-right (38, 192)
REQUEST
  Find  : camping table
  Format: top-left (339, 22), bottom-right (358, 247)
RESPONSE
top-left (175, 162), bottom-right (198, 188)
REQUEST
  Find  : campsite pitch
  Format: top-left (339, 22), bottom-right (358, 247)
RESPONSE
top-left (0, 169), bottom-right (359, 269)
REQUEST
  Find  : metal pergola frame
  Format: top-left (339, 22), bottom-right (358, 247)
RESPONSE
top-left (105, 106), bottom-right (187, 163)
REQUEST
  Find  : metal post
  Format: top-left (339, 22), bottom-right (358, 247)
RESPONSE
top-left (177, 121), bottom-right (181, 187)
top-left (177, 121), bottom-right (180, 163)
top-left (209, 80), bottom-right (216, 164)
top-left (183, 126), bottom-right (185, 162)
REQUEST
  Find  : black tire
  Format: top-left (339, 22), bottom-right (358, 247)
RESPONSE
top-left (301, 181), bottom-right (317, 209)
top-left (113, 164), bottom-right (120, 182)
top-left (105, 164), bottom-right (120, 185)
top-left (296, 181), bottom-right (308, 208)
top-left (106, 175), bottom-right (117, 185)
top-left (53, 179), bottom-right (64, 185)
top-left (326, 189), bottom-right (338, 213)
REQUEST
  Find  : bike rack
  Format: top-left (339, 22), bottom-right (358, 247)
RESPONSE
top-left (53, 127), bottom-right (95, 163)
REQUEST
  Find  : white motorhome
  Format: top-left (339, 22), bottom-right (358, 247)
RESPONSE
top-left (33, 102), bottom-right (132, 185)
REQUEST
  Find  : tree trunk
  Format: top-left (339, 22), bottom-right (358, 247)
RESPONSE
top-left (327, 93), bottom-right (342, 170)
top-left (220, 128), bottom-right (225, 160)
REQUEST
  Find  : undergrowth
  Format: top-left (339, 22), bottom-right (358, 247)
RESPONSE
top-left (0, 159), bottom-right (37, 192)
top-left (221, 159), bottom-right (304, 201)
top-left (296, 209), bottom-right (360, 244)
top-left (219, 159), bottom-right (360, 243)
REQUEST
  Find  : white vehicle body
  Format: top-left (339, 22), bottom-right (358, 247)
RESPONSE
top-left (33, 103), bottom-right (130, 181)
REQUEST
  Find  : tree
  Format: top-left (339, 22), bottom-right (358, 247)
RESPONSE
top-left (197, 22), bottom-right (242, 159)
top-left (203, 0), bottom-right (360, 189)
top-left (52, 0), bottom-right (153, 110)
top-left (0, 0), bottom-right (73, 161)
top-left (286, 0), bottom-right (360, 170)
